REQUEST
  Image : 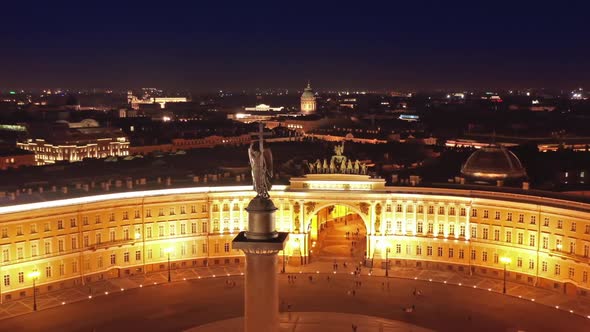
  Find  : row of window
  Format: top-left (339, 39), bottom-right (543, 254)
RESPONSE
top-left (2, 242), bottom-right (236, 287)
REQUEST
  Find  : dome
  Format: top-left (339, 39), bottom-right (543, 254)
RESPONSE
top-left (301, 82), bottom-right (315, 99)
top-left (460, 145), bottom-right (526, 181)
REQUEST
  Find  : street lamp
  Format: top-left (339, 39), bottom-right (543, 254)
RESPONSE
top-left (500, 256), bottom-right (511, 294)
top-left (556, 243), bottom-right (563, 251)
top-left (385, 247), bottom-right (391, 277)
top-left (164, 247), bottom-right (173, 282)
top-left (28, 270), bottom-right (40, 311)
top-left (282, 249), bottom-right (286, 273)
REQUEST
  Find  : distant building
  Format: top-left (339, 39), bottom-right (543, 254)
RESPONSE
top-left (0, 149), bottom-right (35, 170)
top-left (127, 91), bottom-right (188, 110)
top-left (300, 82), bottom-right (317, 113)
top-left (16, 121), bottom-right (129, 164)
top-left (244, 104), bottom-right (284, 112)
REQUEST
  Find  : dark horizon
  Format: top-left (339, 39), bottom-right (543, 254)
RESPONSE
top-left (1, 1), bottom-right (589, 91)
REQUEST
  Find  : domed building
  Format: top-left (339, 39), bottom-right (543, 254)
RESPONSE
top-left (300, 81), bottom-right (316, 113)
top-left (460, 145), bottom-right (527, 183)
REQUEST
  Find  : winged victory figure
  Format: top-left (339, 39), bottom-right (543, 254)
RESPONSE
top-left (248, 134), bottom-right (273, 199)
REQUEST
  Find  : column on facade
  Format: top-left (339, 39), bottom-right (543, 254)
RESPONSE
top-left (229, 200), bottom-right (234, 232)
top-left (465, 204), bottom-right (472, 240)
top-left (401, 202), bottom-right (407, 235)
top-left (413, 202), bottom-right (418, 235)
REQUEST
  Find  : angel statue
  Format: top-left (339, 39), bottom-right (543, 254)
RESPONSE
top-left (248, 138), bottom-right (273, 199)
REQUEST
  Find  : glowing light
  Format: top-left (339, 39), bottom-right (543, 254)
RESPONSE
top-left (105, 291), bottom-right (109, 295)
top-left (61, 301), bottom-right (66, 305)
top-left (500, 257), bottom-right (512, 264)
top-left (88, 295), bottom-right (92, 299)
top-left (0, 185), bottom-right (287, 215)
top-left (28, 271), bottom-right (40, 279)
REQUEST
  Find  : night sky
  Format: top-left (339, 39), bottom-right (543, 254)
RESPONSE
top-left (1, 1), bottom-right (589, 91)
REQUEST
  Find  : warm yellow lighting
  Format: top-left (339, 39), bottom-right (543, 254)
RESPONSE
top-left (134, 232), bottom-right (141, 240)
top-left (556, 244), bottom-right (563, 250)
top-left (28, 270), bottom-right (40, 279)
top-left (164, 247), bottom-right (173, 254)
top-left (500, 257), bottom-right (512, 264)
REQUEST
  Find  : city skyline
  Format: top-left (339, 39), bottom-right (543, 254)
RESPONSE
top-left (1, 2), bottom-right (589, 90)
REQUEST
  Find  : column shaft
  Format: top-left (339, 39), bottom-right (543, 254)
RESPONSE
top-left (244, 252), bottom-right (279, 332)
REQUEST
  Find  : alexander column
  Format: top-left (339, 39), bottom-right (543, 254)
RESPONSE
top-left (233, 123), bottom-right (288, 332)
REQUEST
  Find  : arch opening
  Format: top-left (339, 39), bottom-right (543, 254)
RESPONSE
top-left (307, 204), bottom-right (367, 262)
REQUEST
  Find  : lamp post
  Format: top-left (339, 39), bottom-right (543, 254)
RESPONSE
top-left (500, 256), bottom-right (511, 294)
top-left (281, 249), bottom-right (286, 273)
top-left (385, 247), bottom-right (390, 277)
top-left (28, 271), bottom-right (40, 311)
top-left (164, 247), bottom-right (173, 282)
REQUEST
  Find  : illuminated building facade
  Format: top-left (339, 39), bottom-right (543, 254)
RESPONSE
top-left (1, 178), bottom-right (590, 302)
top-left (17, 137), bottom-right (130, 164)
top-left (300, 82), bottom-right (316, 113)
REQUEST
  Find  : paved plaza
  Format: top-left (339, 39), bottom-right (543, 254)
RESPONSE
top-left (0, 259), bottom-right (588, 331)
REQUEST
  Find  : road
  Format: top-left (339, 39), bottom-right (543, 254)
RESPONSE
top-left (0, 273), bottom-right (587, 332)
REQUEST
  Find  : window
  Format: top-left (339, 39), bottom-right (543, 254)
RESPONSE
top-left (2, 249), bottom-right (9, 262)
top-left (123, 228), bottom-right (129, 240)
top-left (18, 272), bottom-right (24, 284)
top-left (44, 222), bottom-right (50, 231)
top-left (437, 247), bottom-right (443, 257)
top-left (438, 206), bottom-right (445, 215)
top-left (30, 224), bottom-right (37, 233)
top-left (417, 222), bottom-right (423, 233)
top-left (191, 205), bottom-right (196, 213)
top-left (180, 206), bottom-right (186, 214)
top-left (570, 242), bottom-right (576, 254)
top-left (542, 236), bottom-right (548, 249)
top-left (169, 224), bottom-right (175, 236)
top-left (482, 251), bottom-right (488, 262)
top-left (571, 222), bottom-right (577, 232)
top-left (31, 244), bottom-right (38, 257)
top-left (95, 216), bottom-right (101, 224)
top-left (159, 225), bottom-right (165, 237)
top-left (147, 227), bottom-right (152, 238)
top-left (482, 228), bottom-right (489, 240)
top-left (418, 206), bottom-right (424, 214)
top-left (407, 205), bottom-right (414, 213)
top-left (543, 218), bottom-right (549, 227)
top-left (44, 241), bottom-right (51, 254)
top-left (70, 218), bottom-right (77, 227)
top-left (147, 249), bottom-right (153, 259)
top-left (45, 266), bottom-right (52, 278)
top-left (557, 220), bottom-right (563, 229)
top-left (202, 243), bottom-right (208, 253)
top-left (448, 248), bottom-right (454, 258)
top-left (584, 244), bottom-right (589, 258)
top-left (483, 210), bottom-right (489, 219)
top-left (146, 209), bottom-right (152, 218)
top-left (57, 220), bottom-right (64, 229)
top-left (396, 221), bottom-right (402, 233)
top-left (202, 222), bottom-right (208, 233)
top-left (459, 249), bottom-right (464, 259)
top-left (124, 252), bottom-right (130, 263)
top-left (556, 239), bottom-right (562, 250)
top-left (518, 214), bottom-right (524, 223)
top-left (96, 233), bottom-right (102, 244)
top-left (109, 213), bottom-right (115, 222)
top-left (471, 226), bottom-right (477, 238)
top-left (110, 254), bottom-right (116, 265)
top-left (471, 249), bottom-right (476, 260)
top-left (17, 247), bottom-right (23, 259)
top-left (214, 243), bottom-right (220, 253)
top-left (460, 225), bottom-right (466, 237)
top-left (529, 259), bottom-right (535, 270)
top-left (4, 275), bottom-right (10, 287)
top-left (181, 223), bottom-right (186, 235)
top-left (136, 250), bottom-right (141, 261)
top-left (58, 239), bottom-right (64, 252)
top-left (449, 207), bottom-right (455, 215)
top-left (109, 230), bottom-right (116, 242)
top-left (529, 234), bottom-right (535, 247)
top-left (158, 208), bottom-right (164, 217)
top-left (122, 211), bottom-right (128, 220)
top-left (83, 217), bottom-right (89, 226)
top-left (416, 245), bottom-right (422, 255)
top-left (396, 204), bottom-right (403, 213)
top-left (517, 233), bottom-right (523, 245)
top-left (448, 224), bottom-right (455, 237)
top-left (507, 213), bottom-right (513, 222)
top-left (583, 271), bottom-right (588, 283)
top-left (530, 216), bottom-right (536, 225)
top-left (190, 222), bottom-right (197, 233)
top-left (427, 223), bottom-right (433, 234)
top-left (135, 210), bottom-right (141, 219)
top-left (169, 207), bottom-right (175, 215)
top-left (460, 208), bottom-right (466, 217)
top-left (427, 246), bottom-right (433, 256)
top-left (16, 226), bottom-right (23, 236)
top-left (471, 208), bottom-right (477, 217)
top-left (555, 264), bottom-right (561, 275)
top-left (494, 229), bottom-right (500, 241)
top-left (201, 205), bottom-right (208, 213)
top-left (542, 261), bottom-right (547, 272)
top-left (428, 206), bottom-right (434, 214)
top-left (72, 261), bottom-right (78, 273)
top-left (494, 211), bottom-right (500, 220)
top-left (224, 243), bottom-right (230, 252)
top-left (517, 257), bottom-right (522, 267)
top-left (83, 235), bottom-right (89, 247)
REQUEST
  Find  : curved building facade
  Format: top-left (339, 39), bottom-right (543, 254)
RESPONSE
top-left (300, 82), bottom-right (316, 113)
top-left (1, 176), bottom-right (590, 301)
